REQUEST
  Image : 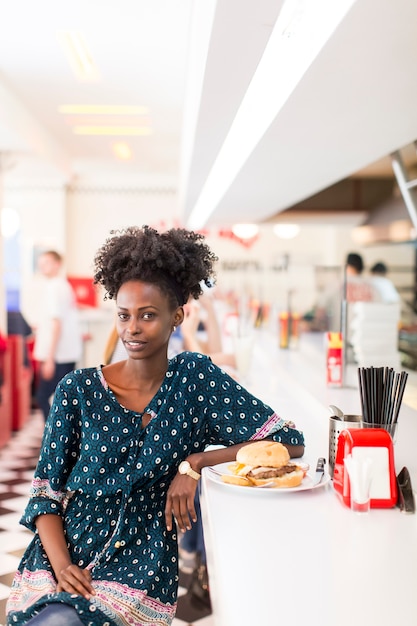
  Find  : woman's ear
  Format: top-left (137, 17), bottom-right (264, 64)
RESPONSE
top-left (174, 306), bottom-right (185, 327)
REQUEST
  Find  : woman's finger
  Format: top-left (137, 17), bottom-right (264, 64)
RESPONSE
top-left (59, 566), bottom-right (95, 599)
top-left (176, 493), bottom-right (197, 532)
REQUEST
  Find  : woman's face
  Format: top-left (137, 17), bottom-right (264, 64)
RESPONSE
top-left (116, 280), bottom-right (183, 360)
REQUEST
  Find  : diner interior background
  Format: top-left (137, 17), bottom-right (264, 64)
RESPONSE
top-left (1, 2), bottom-right (417, 625)
top-left (1, 1), bottom-right (417, 367)
top-left (0, 2), bottom-right (416, 359)
top-left (1, 2), bottom-right (417, 389)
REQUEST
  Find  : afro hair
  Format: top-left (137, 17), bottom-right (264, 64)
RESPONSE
top-left (93, 225), bottom-right (218, 307)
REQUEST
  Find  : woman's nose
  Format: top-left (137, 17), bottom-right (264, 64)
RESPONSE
top-left (127, 318), bottom-right (140, 333)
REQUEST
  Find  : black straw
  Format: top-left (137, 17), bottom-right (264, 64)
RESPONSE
top-left (357, 366), bottom-right (408, 428)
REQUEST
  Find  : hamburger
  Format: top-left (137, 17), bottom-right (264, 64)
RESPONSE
top-left (222, 440), bottom-right (305, 488)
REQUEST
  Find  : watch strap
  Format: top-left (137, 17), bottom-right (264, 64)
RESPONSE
top-left (186, 466), bottom-right (201, 481)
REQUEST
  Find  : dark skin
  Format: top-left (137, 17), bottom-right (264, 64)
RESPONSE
top-left (35, 279), bottom-right (304, 600)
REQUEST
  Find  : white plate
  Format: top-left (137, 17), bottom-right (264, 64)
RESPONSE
top-left (206, 461), bottom-right (331, 493)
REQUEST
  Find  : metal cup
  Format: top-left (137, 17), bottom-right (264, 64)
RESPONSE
top-left (328, 414), bottom-right (362, 478)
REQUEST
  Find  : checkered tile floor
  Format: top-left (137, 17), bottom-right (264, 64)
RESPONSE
top-left (0, 411), bottom-right (213, 626)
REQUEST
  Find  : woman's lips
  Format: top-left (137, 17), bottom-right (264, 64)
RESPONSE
top-left (124, 340), bottom-right (146, 350)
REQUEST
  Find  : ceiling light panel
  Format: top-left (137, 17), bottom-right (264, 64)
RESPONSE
top-left (58, 30), bottom-right (99, 82)
top-left (73, 126), bottom-right (152, 136)
top-left (112, 142), bottom-right (133, 160)
top-left (58, 105), bottom-right (149, 115)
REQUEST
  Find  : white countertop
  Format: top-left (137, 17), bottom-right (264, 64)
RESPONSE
top-left (200, 330), bottom-right (417, 626)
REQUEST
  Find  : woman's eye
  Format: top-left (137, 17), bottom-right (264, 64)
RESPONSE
top-left (142, 312), bottom-right (154, 320)
top-left (118, 313), bottom-right (129, 321)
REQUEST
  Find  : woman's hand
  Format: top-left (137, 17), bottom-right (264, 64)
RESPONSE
top-left (165, 473), bottom-right (198, 533)
top-left (56, 564), bottom-right (96, 600)
top-left (181, 300), bottom-right (201, 339)
top-left (35, 514), bottom-right (96, 600)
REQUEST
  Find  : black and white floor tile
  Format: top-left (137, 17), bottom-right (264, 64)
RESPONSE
top-left (0, 412), bottom-right (213, 626)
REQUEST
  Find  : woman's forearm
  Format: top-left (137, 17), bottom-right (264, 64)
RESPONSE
top-left (188, 441), bottom-right (305, 473)
top-left (181, 330), bottom-right (203, 353)
top-left (35, 514), bottom-right (72, 580)
top-left (203, 302), bottom-right (222, 353)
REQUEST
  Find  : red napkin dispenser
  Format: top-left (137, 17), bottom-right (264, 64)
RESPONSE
top-left (333, 428), bottom-right (397, 508)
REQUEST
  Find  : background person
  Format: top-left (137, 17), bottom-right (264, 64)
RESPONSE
top-left (32, 250), bottom-right (83, 421)
top-left (7, 225), bottom-right (304, 626)
top-left (344, 252), bottom-right (378, 302)
top-left (370, 261), bottom-right (400, 303)
top-left (301, 252), bottom-right (372, 333)
top-left (181, 292), bottom-right (236, 371)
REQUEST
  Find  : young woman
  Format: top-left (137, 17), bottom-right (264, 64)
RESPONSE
top-left (7, 226), bottom-right (305, 626)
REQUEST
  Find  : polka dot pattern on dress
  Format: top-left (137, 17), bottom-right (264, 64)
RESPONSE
top-left (8, 352), bottom-right (303, 626)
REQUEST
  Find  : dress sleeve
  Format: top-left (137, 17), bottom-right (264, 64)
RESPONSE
top-left (20, 375), bottom-right (81, 532)
top-left (198, 357), bottom-right (305, 448)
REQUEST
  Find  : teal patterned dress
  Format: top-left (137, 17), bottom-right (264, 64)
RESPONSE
top-left (7, 352), bottom-right (304, 626)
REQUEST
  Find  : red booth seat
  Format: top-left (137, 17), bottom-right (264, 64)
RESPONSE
top-left (8, 335), bottom-right (32, 431)
top-left (0, 345), bottom-right (12, 448)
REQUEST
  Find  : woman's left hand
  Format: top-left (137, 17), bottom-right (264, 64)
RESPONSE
top-left (165, 473), bottom-right (198, 532)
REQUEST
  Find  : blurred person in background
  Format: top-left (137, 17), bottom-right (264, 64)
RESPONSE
top-left (344, 252), bottom-right (377, 302)
top-left (370, 261), bottom-right (400, 303)
top-left (301, 252), bottom-right (379, 333)
top-left (181, 292), bottom-right (236, 372)
top-left (33, 250), bottom-right (82, 421)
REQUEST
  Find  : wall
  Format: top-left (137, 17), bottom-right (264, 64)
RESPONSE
top-left (65, 187), bottom-right (181, 276)
top-left (204, 224), bottom-right (413, 317)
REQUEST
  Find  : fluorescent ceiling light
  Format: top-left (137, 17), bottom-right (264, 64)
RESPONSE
top-left (178, 0), bottom-right (217, 212)
top-left (112, 142), bottom-right (133, 160)
top-left (186, 0), bottom-right (357, 230)
top-left (73, 126), bottom-right (152, 136)
top-left (59, 105), bottom-right (149, 115)
top-left (58, 31), bottom-right (99, 82)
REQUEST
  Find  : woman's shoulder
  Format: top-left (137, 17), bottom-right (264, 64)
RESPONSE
top-left (58, 366), bottom-right (102, 387)
top-left (168, 351), bottom-right (226, 384)
top-left (170, 350), bottom-right (213, 369)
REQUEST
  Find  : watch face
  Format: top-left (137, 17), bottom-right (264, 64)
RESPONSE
top-left (179, 461), bottom-right (190, 474)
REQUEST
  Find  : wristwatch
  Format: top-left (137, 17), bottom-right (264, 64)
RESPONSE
top-left (178, 460), bottom-right (201, 481)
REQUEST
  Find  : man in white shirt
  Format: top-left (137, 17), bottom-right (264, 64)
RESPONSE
top-left (33, 250), bottom-right (83, 420)
top-left (370, 261), bottom-right (400, 304)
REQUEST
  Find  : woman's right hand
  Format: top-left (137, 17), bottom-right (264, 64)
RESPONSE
top-left (35, 515), bottom-right (96, 600)
top-left (56, 564), bottom-right (96, 600)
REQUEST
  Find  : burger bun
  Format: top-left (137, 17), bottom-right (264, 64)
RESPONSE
top-left (236, 440), bottom-right (290, 468)
top-left (221, 474), bottom-right (253, 487)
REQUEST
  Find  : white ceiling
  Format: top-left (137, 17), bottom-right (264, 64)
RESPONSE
top-left (0, 0), bottom-right (417, 226)
top-left (0, 0), bottom-right (192, 184)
